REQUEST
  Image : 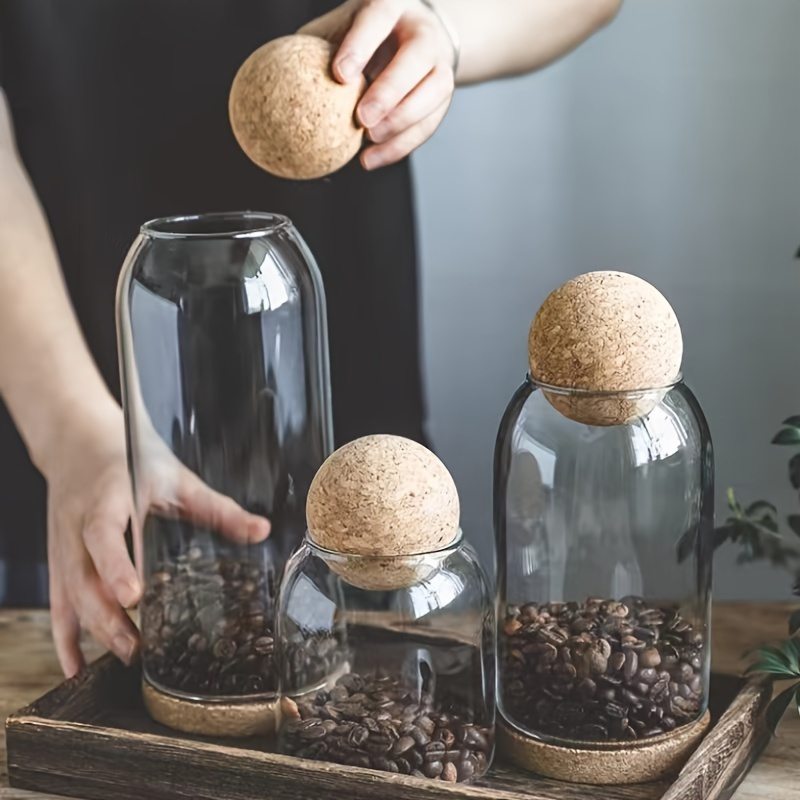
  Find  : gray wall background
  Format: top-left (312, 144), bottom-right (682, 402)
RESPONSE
top-left (413, 0), bottom-right (800, 600)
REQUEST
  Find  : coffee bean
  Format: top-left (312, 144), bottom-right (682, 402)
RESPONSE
top-left (638, 668), bottom-right (658, 685)
top-left (610, 652), bottom-right (626, 673)
top-left (423, 761), bottom-right (444, 779)
top-left (434, 728), bottom-right (456, 748)
top-left (623, 650), bottom-right (639, 681)
top-left (391, 736), bottom-right (415, 756)
top-left (395, 758), bottom-right (411, 775)
top-left (347, 726), bottom-right (370, 748)
top-left (640, 647), bottom-right (661, 668)
top-left (371, 757), bottom-right (397, 773)
top-left (442, 763), bottom-right (458, 782)
top-left (458, 757), bottom-right (476, 782)
top-left (424, 741), bottom-right (447, 762)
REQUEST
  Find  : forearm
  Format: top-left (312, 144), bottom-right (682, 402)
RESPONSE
top-left (436, 0), bottom-right (622, 86)
top-left (0, 91), bottom-right (117, 473)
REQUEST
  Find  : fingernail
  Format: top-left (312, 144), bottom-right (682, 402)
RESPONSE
top-left (337, 56), bottom-right (360, 83)
top-left (118, 578), bottom-right (141, 609)
top-left (362, 151), bottom-right (383, 171)
top-left (112, 635), bottom-right (136, 665)
top-left (249, 518), bottom-right (271, 540)
top-left (359, 102), bottom-right (383, 128)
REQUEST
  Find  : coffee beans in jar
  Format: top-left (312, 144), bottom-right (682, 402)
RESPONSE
top-left (280, 672), bottom-right (494, 782)
top-left (500, 597), bottom-right (706, 742)
top-left (141, 546), bottom-right (279, 698)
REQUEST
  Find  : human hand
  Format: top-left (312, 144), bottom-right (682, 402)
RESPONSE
top-left (299, 0), bottom-right (457, 170)
top-left (44, 401), bottom-right (270, 677)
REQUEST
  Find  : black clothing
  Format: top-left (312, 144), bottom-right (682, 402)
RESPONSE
top-left (0, 0), bottom-right (426, 605)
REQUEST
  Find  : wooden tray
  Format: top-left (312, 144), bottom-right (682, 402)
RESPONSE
top-left (5, 656), bottom-right (771, 800)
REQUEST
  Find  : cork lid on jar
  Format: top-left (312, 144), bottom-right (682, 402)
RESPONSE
top-left (306, 435), bottom-right (461, 590)
top-left (528, 271), bottom-right (683, 426)
top-left (229, 35), bottom-right (366, 180)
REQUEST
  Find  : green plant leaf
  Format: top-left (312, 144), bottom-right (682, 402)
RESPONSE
top-left (746, 646), bottom-right (796, 677)
top-left (772, 427), bottom-right (800, 446)
top-left (790, 610), bottom-right (800, 636)
top-left (756, 515), bottom-right (781, 535)
top-left (783, 416), bottom-right (800, 427)
top-left (782, 638), bottom-right (800, 674)
top-left (765, 683), bottom-right (799, 735)
top-left (790, 454), bottom-right (800, 490)
top-left (788, 516), bottom-right (800, 538)
top-left (746, 500), bottom-right (778, 518)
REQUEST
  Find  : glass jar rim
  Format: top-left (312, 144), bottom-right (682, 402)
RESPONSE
top-left (140, 211), bottom-right (291, 240)
top-left (528, 373), bottom-right (683, 397)
top-left (304, 529), bottom-right (465, 561)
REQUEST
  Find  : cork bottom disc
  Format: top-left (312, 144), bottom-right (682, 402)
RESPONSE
top-left (498, 711), bottom-right (711, 785)
top-left (142, 680), bottom-right (278, 738)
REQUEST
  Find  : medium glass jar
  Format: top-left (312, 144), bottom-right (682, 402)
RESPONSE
top-left (276, 534), bottom-right (496, 783)
top-left (116, 212), bottom-right (332, 735)
top-left (494, 379), bottom-right (713, 779)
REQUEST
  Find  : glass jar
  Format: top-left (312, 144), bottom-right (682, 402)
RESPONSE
top-left (276, 534), bottom-right (496, 783)
top-left (116, 212), bottom-right (332, 735)
top-left (494, 378), bottom-right (713, 776)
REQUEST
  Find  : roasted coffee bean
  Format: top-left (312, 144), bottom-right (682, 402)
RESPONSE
top-left (423, 761), bottom-right (444, 779)
top-left (638, 668), bottom-right (658, 685)
top-left (610, 652), bottom-right (626, 673)
top-left (623, 650), bottom-right (639, 681)
top-left (395, 758), bottom-right (412, 775)
top-left (442, 762), bottom-right (458, 782)
top-left (434, 728), bottom-right (456, 748)
top-left (640, 647), bottom-right (661, 668)
top-left (424, 741), bottom-right (447, 762)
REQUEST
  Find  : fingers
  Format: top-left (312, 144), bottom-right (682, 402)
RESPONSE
top-left (50, 596), bottom-right (85, 678)
top-left (362, 99), bottom-right (450, 169)
top-left (357, 35), bottom-right (440, 128)
top-left (334, 0), bottom-right (403, 84)
top-left (367, 64), bottom-right (454, 143)
top-left (73, 576), bottom-right (140, 666)
top-left (83, 493), bottom-right (141, 609)
top-left (174, 471), bottom-right (271, 545)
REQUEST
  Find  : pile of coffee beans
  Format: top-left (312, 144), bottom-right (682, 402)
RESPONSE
top-left (141, 547), bottom-right (278, 697)
top-left (280, 672), bottom-right (493, 782)
top-left (500, 596), bottom-right (705, 742)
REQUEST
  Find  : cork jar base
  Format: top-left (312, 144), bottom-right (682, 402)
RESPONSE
top-left (142, 680), bottom-right (278, 738)
top-left (498, 710), bottom-right (711, 785)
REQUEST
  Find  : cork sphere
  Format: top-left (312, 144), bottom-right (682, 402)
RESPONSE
top-left (528, 271), bottom-right (683, 426)
top-left (229, 35), bottom-right (366, 180)
top-left (307, 435), bottom-right (460, 556)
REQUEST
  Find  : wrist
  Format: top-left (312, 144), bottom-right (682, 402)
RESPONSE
top-left (27, 387), bottom-right (123, 478)
top-left (418, 0), bottom-right (461, 76)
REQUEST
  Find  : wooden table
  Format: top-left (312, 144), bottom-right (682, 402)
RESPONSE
top-left (1, 604), bottom-right (798, 799)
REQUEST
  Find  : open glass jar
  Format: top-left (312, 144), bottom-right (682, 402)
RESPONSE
top-left (276, 534), bottom-right (496, 783)
top-left (116, 212), bottom-right (332, 736)
top-left (494, 379), bottom-right (713, 782)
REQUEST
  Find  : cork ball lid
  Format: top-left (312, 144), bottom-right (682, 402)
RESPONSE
top-left (307, 435), bottom-right (460, 557)
top-left (528, 271), bottom-right (682, 425)
top-left (229, 35), bottom-right (366, 180)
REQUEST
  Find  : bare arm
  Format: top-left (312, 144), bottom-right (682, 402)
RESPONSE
top-left (436, 0), bottom-right (623, 86)
top-left (303, 0), bottom-right (622, 168)
top-left (0, 90), bottom-right (119, 469)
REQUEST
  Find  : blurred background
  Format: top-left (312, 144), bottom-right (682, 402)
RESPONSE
top-left (415, 0), bottom-right (800, 599)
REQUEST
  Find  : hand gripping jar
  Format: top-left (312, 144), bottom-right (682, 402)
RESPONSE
top-left (275, 435), bottom-right (496, 783)
top-left (494, 272), bottom-right (713, 784)
top-left (116, 212), bottom-right (332, 737)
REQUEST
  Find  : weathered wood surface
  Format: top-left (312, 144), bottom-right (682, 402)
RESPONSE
top-left (1, 604), bottom-right (798, 800)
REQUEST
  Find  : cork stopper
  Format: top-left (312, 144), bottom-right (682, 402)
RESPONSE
top-left (229, 35), bottom-right (366, 180)
top-left (528, 271), bottom-right (682, 426)
top-left (306, 435), bottom-right (460, 590)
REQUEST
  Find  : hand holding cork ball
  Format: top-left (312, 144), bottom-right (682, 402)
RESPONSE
top-left (229, 35), bottom-right (366, 180)
top-left (228, 2), bottom-right (459, 179)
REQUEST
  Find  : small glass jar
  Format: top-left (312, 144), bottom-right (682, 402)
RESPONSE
top-left (116, 212), bottom-right (332, 735)
top-left (494, 378), bottom-right (713, 778)
top-left (276, 534), bottom-right (496, 783)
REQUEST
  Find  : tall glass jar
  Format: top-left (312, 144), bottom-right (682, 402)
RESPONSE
top-left (494, 379), bottom-right (713, 782)
top-left (116, 212), bottom-right (332, 736)
top-left (275, 534), bottom-right (496, 783)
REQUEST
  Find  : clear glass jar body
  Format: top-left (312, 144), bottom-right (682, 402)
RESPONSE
top-left (495, 379), bottom-right (713, 746)
top-left (116, 212), bottom-right (333, 704)
top-left (276, 536), bottom-right (496, 783)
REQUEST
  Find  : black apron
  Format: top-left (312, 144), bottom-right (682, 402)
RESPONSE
top-left (0, 0), bottom-right (427, 606)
